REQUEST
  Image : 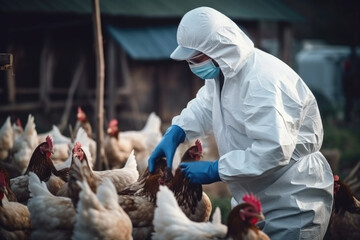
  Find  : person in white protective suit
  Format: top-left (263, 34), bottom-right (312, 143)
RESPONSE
top-left (148, 6), bottom-right (334, 240)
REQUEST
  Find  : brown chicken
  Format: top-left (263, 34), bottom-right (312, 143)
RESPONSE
top-left (168, 139), bottom-right (212, 222)
top-left (25, 135), bottom-right (69, 182)
top-left (1, 170), bottom-right (32, 240)
top-left (117, 139), bottom-right (211, 239)
top-left (325, 174), bottom-right (360, 240)
top-left (0, 166), bottom-right (17, 202)
top-left (226, 194), bottom-right (270, 240)
top-left (10, 136), bottom-right (69, 204)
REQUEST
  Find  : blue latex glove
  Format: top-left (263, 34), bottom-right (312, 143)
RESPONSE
top-left (148, 125), bottom-right (185, 173)
top-left (180, 160), bottom-right (221, 184)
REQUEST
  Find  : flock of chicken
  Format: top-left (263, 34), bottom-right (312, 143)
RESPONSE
top-left (0, 107), bottom-right (359, 240)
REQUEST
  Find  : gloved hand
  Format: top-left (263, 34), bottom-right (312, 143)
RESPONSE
top-left (148, 125), bottom-right (185, 173)
top-left (180, 160), bottom-right (221, 184)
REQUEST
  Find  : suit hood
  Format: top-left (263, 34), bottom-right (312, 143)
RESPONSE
top-left (175, 7), bottom-right (255, 78)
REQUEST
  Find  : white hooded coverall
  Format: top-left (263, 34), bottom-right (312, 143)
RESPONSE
top-left (172, 7), bottom-right (333, 240)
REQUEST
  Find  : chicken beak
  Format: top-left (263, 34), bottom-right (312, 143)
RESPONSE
top-left (257, 213), bottom-right (265, 221)
top-left (107, 128), bottom-right (111, 134)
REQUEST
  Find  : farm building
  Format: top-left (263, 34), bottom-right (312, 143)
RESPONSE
top-left (0, 0), bottom-right (303, 132)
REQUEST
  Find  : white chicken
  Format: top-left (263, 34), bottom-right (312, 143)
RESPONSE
top-left (104, 119), bottom-right (133, 169)
top-left (0, 116), bottom-right (14, 161)
top-left (12, 118), bottom-right (24, 143)
top-left (11, 114), bottom-right (38, 174)
top-left (105, 112), bottom-right (162, 173)
top-left (27, 171), bottom-right (75, 240)
top-left (72, 177), bottom-right (133, 240)
top-left (57, 142), bottom-right (139, 202)
top-left (53, 127), bottom-right (91, 169)
top-left (74, 106), bottom-right (93, 139)
top-left (153, 186), bottom-right (270, 240)
top-left (152, 185), bottom-right (227, 240)
top-left (37, 125), bottom-right (71, 145)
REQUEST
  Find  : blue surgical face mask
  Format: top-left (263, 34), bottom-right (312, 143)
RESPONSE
top-left (189, 59), bottom-right (220, 79)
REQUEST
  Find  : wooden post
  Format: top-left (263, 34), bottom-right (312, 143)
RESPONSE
top-left (1, 53), bottom-right (15, 104)
top-left (92, 0), bottom-right (108, 170)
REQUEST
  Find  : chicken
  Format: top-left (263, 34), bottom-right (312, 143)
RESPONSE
top-left (168, 139), bottom-right (212, 222)
top-left (53, 127), bottom-right (94, 169)
top-left (116, 139), bottom-right (211, 239)
top-left (0, 170), bottom-right (32, 240)
top-left (105, 112), bottom-right (162, 173)
top-left (24, 135), bottom-right (69, 182)
top-left (72, 178), bottom-right (133, 240)
top-left (325, 174), bottom-right (360, 240)
top-left (153, 185), bottom-right (227, 240)
top-left (74, 106), bottom-right (93, 139)
top-left (12, 118), bottom-right (24, 142)
top-left (116, 157), bottom-right (168, 240)
top-left (27, 172), bottom-right (75, 240)
top-left (342, 161), bottom-right (360, 198)
top-left (153, 186), bottom-right (269, 240)
top-left (37, 125), bottom-right (71, 145)
top-left (0, 166), bottom-right (17, 202)
top-left (59, 141), bottom-right (138, 207)
top-left (10, 136), bottom-right (69, 204)
top-left (38, 125), bottom-right (72, 163)
top-left (104, 119), bottom-right (134, 169)
top-left (0, 116), bottom-right (14, 161)
top-left (11, 114), bottom-right (38, 174)
top-left (225, 194), bottom-right (269, 240)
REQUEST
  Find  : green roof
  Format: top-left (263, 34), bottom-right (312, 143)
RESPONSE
top-left (106, 25), bottom-right (178, 60)
top-left (0, 0), bottom-right (304, 22)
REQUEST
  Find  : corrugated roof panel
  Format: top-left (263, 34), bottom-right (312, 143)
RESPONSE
top-left (107, 25), bottom-right (178, 60)
top-left (0, 0), bottom-right (304, 22)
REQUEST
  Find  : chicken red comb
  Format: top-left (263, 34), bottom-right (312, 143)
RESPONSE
top-left (74, 142), bottom-right (82, 151)
top-left (16, 118), bottom-right (22, 127)
top-left (334, 175), bottom-right (339, 181)
top-left (242, 193), bottom-right (262, 212)
top-left (195, 139), bottom-right (202, 153)
top-left (46, 135), bottom-right (53, 149)
top-left (109, 119), bottom-right (118, 128)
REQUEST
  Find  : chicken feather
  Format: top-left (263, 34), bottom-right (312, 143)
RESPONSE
top-left (152, 185), bottom-right (227, 240)
top-left (0, 170), bottom-right (32, 240)
top-left (105, 112), bottom-right (162, 173)
top-left (27, 172), bottom-right (75, 240)
top-left (0, 116), bottom-right (14, 161)
top-left (72, 178), bottom-right (133, 240)
top-left (12, 114), bottom-right (38, 174)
